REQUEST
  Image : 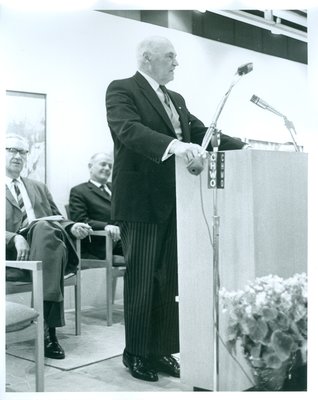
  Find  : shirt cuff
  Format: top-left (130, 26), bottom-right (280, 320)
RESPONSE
top-left (162, 139), bottom-right (179, 161)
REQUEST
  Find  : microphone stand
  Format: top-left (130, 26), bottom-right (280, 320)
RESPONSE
top-left (269, 110), bottom-right (300, 152)
top-left (283, 116), bottom-right (300, 152)
top-left (201, 73), bottom-right (243, 151)
top-left (200, 69), bottom-right (250, 392)
top-left (266, 110), bottom-right (300, 152)
top-left (250, 97), bottom-right (300, 152)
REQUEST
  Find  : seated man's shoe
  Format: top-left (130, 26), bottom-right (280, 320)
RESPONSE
top-left (44, 337), bottom-right (65, 359)
top-left (152, 355), bottom-right (180, 378)
top-left (123, 350), bottom-right (158, 382)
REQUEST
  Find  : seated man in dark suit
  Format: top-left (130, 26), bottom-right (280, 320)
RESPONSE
top-left (69, 152), bottom-right (122, 259)
top-left (5, 134), bottom-right (93, 359)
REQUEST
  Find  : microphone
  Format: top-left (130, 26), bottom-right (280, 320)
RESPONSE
top-left (250, 95), bottom-right (284, 117)
top-left (250, 94), bottom-right (300, 151)
top-left (237, 62), bottom-right (253, 76)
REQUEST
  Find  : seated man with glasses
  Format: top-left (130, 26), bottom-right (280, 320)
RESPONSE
top-left (69, 152), bottom-right (122, 259)
top-left (5, 134), bottom-right (93, 359)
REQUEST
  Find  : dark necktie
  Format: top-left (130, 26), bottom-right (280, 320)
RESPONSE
top-left (12, 179), bottom-right (29, 229)
top-left (100, 184), bottom-right (111, 196)
top-left (159, 85), bottom-right (171, 108)
top-left (159, 85), bottom-right (183, 140)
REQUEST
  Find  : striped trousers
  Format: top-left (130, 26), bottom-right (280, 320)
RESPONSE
top-left (119, 213), bottom-right (179, 357)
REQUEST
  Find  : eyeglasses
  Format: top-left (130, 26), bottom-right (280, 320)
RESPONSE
top-left (6, 148), bottom-right (29, 156)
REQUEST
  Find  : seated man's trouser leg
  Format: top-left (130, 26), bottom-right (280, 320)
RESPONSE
top-left (27, 220), bottom-right (68, 328)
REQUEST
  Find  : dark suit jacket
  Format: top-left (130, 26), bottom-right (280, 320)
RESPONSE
top-left (6, 177), bottom-right (78, 272)
top-left (69, 181), bottom-right (117, 258)
top-left (106, 71), bottom-right (246, 223)
top-left (69, 181), bottom-right (112, 229)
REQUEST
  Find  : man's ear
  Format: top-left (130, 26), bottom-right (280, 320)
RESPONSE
top-left (144, 51), bottom-right (151, 62)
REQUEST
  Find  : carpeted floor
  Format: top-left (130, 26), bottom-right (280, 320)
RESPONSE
top-left (6, 307), bottom-right (125, 370)
top-left (5, 306), bottom-right (191, 393)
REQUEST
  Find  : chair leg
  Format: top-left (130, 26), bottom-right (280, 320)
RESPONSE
top-left (106, 266), bottom-right (113, 326)
top-left (112, 277), bottom-right (118, 304)
top-left (74, 275), bottom-right (81, 335)
top-left (35, 316), bottom-right (44, 391)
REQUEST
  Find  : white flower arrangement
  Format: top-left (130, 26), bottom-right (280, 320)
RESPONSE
top-left (220, 273), bottom-right (307, 370)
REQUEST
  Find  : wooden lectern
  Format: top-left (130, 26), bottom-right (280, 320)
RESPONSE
top-left (175, 150), bottom-right (307, 391)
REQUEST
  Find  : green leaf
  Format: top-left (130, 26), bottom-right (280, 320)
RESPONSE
top-left (276, 312), bottom-right (290, 330)
top-left (262, 306), bottom-right (278, 320)
top-left (225, 339), bottom-right (237, 356)
top-left (296, 318), bottom-right (307, 337)
top-left (300, 342), bottom-right (307, 364)
top-left (248, 318), bottom-right (268, 342)
top-left (263, 351), bottom-right (283, 369)
top-left (271, 330), bottom-right (295, 361)
top-left (250, 343), bottom-right (262, 359)
top-left (227, 323), bottom-right (240, 341)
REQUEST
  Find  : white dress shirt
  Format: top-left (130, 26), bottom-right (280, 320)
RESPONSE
top-left (90, 179), bottom-right (112, 196)
top-left (6, 176), bottom-right (36, 223)
top-left (138, 70), bottom-right (181, 160)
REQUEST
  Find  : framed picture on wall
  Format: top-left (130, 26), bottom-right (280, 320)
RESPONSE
top-left (6, 90), bottom-right (47, 183)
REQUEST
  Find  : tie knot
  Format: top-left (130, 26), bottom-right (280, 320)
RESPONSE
top-left (159, 85), bottom-right (168, 94)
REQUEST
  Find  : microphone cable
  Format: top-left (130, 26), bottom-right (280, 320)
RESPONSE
top-left (198, 170), bottom-right (255, 387)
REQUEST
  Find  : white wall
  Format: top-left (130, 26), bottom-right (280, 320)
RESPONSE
top-left (3, 8), bottom-right (311, 207)
top-left (2, 7), bottom-right (313, 309)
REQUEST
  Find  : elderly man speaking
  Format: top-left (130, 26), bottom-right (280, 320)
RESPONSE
top-left (106, 36), bottom-right (248, 382)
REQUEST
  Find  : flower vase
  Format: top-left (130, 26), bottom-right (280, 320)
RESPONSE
top-left (250, 362), bottom-right (290, 391)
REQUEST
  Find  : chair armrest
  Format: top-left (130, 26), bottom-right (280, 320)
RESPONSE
top-left (5, 260), bottom-right (44, 336)
top-left (90, 231), bottom-right (113, 260)
top-left (76, 230), bottom-right (113, 264)
top-left (6, 260), bottom-right (43, 272)
top-left (88, 230), bottom-right (109, 237)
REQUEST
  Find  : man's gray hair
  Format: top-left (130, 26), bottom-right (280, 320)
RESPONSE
top-left (6, 134), bottom-right (29, 148)
top-left (89, 152), bottom-right (113, 165)
top-left (136, 36), bottom-right (170, 68)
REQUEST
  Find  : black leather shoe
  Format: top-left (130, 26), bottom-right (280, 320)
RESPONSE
top-left (123, 350), bottom-right (158, 382)
top-left (44, 337), bottom-right (65, 359)
top-left (152, 355), bottom-right (180, 378)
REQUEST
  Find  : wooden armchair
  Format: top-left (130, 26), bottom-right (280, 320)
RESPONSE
top-left (76, 230), bottom-right (126, 326)
top-left (6, 263), bottom-right (81, 335)
top-left (64, 205), bottom-right (126, 326)
top-left (6, 260), bottom-right (44, 392)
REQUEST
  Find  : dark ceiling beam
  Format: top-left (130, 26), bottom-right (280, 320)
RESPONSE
top-left (98, 10), bottom-right (307, 64)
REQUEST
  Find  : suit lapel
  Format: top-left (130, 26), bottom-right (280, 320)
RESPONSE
top-left (168, 91), bottom-right (191, 142)
top-left (105, 182), bottom-right (112, 199)
top-left (87, 181), bottom-right (111, 201)
top-left (134, 72), bottom-right (176, 135)
top-left (21, 178), bottom-right (36, 208)
top-left (6, 185), bottom-right (20, 210)
top-left (134, 72), bottom-right (191, 142)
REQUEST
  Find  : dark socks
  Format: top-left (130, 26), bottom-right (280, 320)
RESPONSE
top-left (48, 327), bottom-right (57, 341)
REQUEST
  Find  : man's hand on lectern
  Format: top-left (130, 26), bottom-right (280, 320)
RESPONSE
top-left (169, 141), bottom-right (207, 164)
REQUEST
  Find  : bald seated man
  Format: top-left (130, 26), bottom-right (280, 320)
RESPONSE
top-left (69, 152), bottom-right (122, 259)
top-left (5, 134), bottom-right (93, 360)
